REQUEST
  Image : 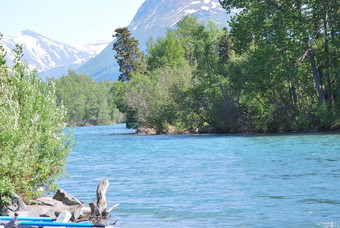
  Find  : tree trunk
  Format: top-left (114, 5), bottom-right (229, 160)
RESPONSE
top-left (218, 82), bottom-right (230, 106)
top-left (330, 29), bottom-right (339, 96)
top-left (289, 81), bottom-right (298, 108)
top-left (308, 45), bottom-right (326, 104)
top-left (296, 0), bottom-right (326, 104)
top-left (324, 12), bottom-right (333, 105)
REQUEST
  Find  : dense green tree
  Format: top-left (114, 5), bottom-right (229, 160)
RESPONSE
top-left (219, 0), bottom-right (340, 129)
top-left (112, 27), bottom-right (146, 82)
top-left (147, 31), bottom-right (187, 71)
top-left (217, 27), bottom-right (233, 76)
top-left (115, 65), bottom-right (195, 133)
top-left (101, 80), bottom-right (125, 123)
top-left (175, 16), bottom-right (201, 65)
top-left (0, 38), bottom-right (73, 202)
top-left (114, 27), bottom-right (196, 132)
top-left (176, 17), bottom-right (241, 132)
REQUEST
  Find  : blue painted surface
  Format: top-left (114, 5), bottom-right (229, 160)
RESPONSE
top-left (19, 221), bottom-right (101, 227)
top-left (0, 216), bottom-right (53, 221)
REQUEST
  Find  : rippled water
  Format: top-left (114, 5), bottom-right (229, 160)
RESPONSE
top-left (59, 124), bottom-right (340, 227)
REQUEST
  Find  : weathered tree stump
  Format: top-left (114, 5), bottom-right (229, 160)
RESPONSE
top-left (97, 178), bottom-right (108, 216)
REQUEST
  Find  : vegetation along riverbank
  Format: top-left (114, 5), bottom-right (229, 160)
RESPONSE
top-left (24, 1), bottom-right (340, 135)
top-left (112, 1), bottom-right (339, 134)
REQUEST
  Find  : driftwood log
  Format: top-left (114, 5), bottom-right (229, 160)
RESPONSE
top-left (89, 178), bottom-right (119, 219)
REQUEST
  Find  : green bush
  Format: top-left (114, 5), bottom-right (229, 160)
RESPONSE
top-left (118, 66), bottom-right (195, 133)
top-left (316, 103), bottom-right (337, 129)
top-left (0, 39), bottom-right (73, 202)
top-left (0, 178), bottom-right (14, 207)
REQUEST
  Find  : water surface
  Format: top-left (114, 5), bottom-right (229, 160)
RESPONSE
top-left (60, 124), bottom-right (340, 227)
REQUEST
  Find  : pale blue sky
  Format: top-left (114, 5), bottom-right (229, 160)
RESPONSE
top-left (0, 0), bottom-right (145, 45)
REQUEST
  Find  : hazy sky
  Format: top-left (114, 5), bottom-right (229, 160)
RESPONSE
top-left (0, 0), bottom-right (145, 45)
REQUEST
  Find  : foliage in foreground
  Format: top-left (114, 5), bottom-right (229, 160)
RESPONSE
top-left (0, 36), bottom-right (73, 202)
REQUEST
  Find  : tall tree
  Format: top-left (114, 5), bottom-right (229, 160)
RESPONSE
top-left (112, 27), bottom-right (145, 82)
top-left (219, 0), bottom-right (339, 106)
top-left (217, 27), bottom-right (233, 67)
top-left (175, 17), bottom-right (241, 132)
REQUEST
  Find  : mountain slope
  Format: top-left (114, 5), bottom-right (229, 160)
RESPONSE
top-left (2, 30), bottom-right (109, 80)
top-left (78, 0), bottom-right (233, 81)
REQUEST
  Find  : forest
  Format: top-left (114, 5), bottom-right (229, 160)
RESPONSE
top-left (112, 0), bottom-right (339, 133)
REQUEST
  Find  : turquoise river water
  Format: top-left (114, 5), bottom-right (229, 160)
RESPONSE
top-left (59, 124), bottom-right (340, 228)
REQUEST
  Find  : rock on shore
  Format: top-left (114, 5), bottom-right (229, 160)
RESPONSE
top-left (0, 189), bottom-right (91, 221)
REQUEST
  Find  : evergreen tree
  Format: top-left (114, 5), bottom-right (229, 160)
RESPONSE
top-left (112, 27), bottom-right (145, 82)
top-left (217, 27), bottom-right (233, 66)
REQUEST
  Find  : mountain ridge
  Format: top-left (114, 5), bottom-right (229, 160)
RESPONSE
top-left (2, 30), bottom-right (109, 80)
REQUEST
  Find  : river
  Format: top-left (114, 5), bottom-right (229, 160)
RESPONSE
top-left (59, 124), bottom-right (340, 227)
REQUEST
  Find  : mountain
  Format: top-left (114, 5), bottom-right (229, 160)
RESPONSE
top-left (78, 0), bottom-right (234, 81)
top-left (2, 30), bottom-right (109, 80)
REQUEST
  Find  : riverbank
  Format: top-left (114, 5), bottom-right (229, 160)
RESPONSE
top-left (0, 190), bottom-right (90, 221)
top-left (135, 123), bottom-right (340, 135)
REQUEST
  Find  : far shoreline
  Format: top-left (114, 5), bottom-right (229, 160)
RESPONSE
top-left (135, 126), bottom-right (340, 136)
top-left (63, 123), bottom-right (340, 136)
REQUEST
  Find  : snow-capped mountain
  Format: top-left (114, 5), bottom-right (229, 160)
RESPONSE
top-left (2, 30), bottom-right (109, 80)
top-left (78, 0), bottom-right (234, 81)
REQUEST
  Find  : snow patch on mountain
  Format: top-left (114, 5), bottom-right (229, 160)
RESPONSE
top-left (74, 41), bottom-right (109, 56)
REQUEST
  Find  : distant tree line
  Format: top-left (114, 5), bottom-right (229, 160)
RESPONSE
top-left (49, 70), bottom-right (124, 127)
top-left (112, 0), bottom-right (339, 134)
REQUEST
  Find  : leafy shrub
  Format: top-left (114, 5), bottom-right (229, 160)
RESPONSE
top-left (0, 37), bottom-right (73, 202)
top-left (0, 178), bottom-right (14, 207)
